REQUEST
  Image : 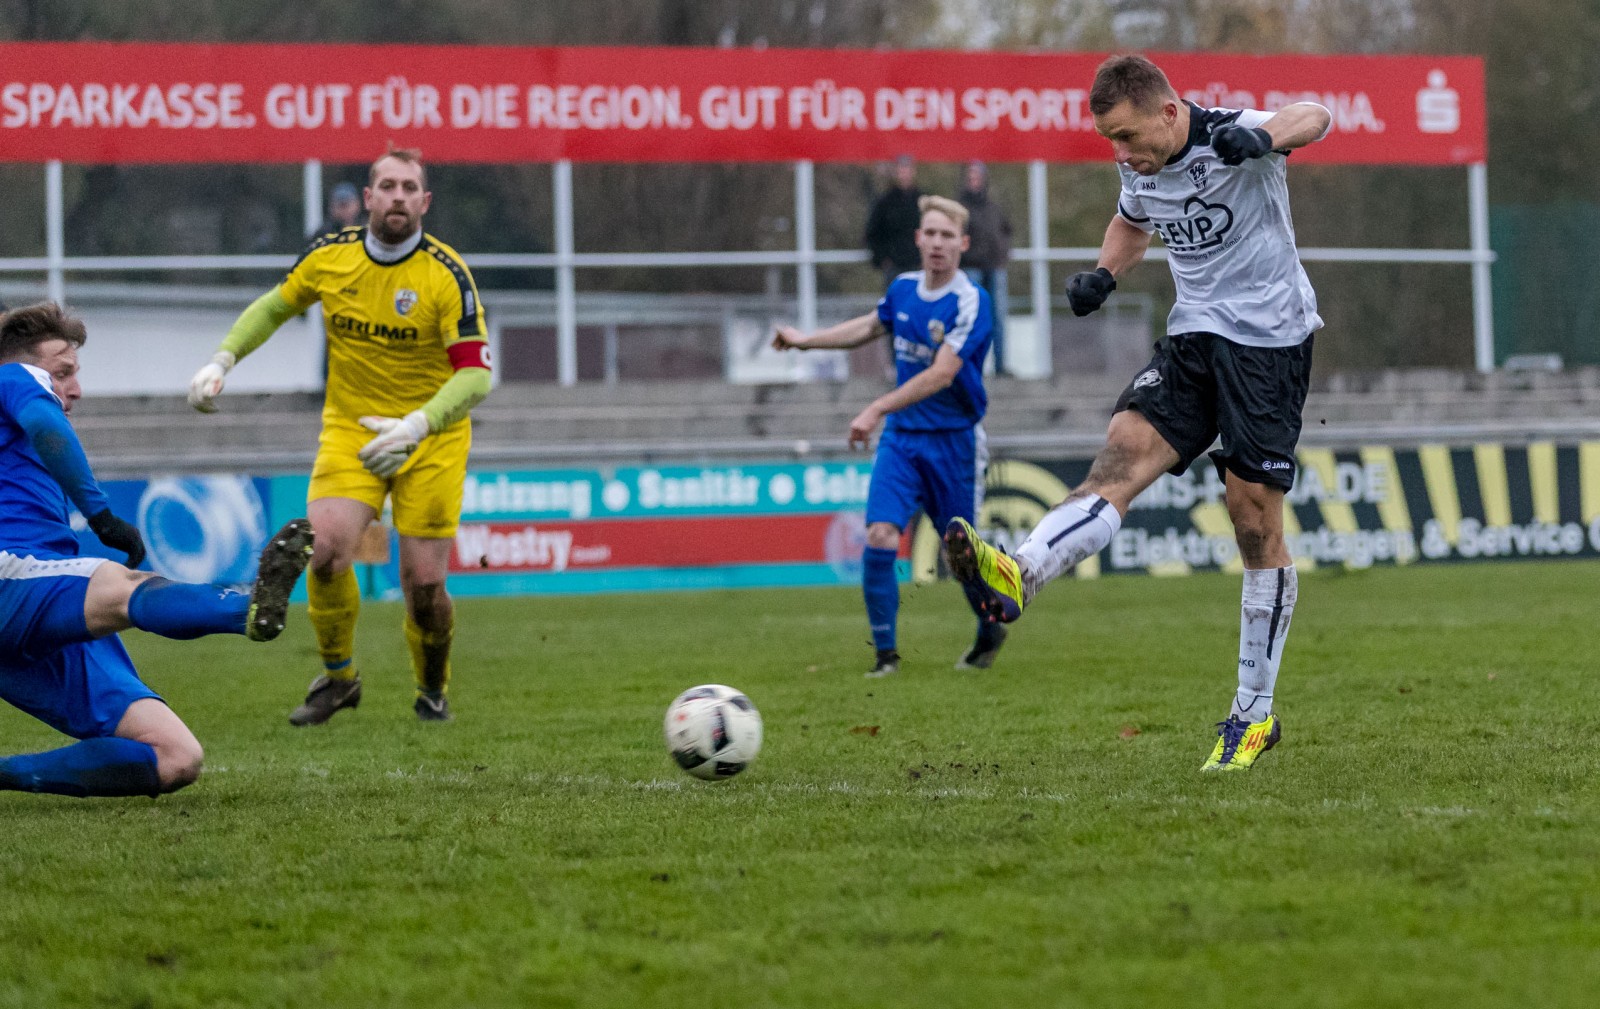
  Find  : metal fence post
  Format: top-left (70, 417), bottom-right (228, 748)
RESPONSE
top-left (554, 159), bottom-right (577, 387)
top-left (303, 160), bottom-right (325, 348)
top-left (45, 160), bottom-right (64, 306)
top-left (795, 160), bottom-right (817, 335)
top-left (1028, 160), bottom-right (1051, 377)
top-left (1468, 161), bottom-right (1495, 373)
top-left (303, 159), bottom-right (322, 237)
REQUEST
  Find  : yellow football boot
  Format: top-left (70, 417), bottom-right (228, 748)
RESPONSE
top-left (943, 517), bottom-right (1025, 623)
top-left (1201, 714), bottom-right (1281, 772)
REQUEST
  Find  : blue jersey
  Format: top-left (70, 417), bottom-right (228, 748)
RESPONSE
top-left (0, 362), bottom-right (79, 557)
top-left (876, 271), bottom-right (992, 432)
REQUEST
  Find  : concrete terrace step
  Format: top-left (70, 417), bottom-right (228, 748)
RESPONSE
top-left (70, 387), bottom-right (1599, 434)
top-left (69, 400), bottom-right (1115, 438)
top-left (72, 392), bottom-right (324, 418)
top-left (68, 370), bottom-right (1600, 474)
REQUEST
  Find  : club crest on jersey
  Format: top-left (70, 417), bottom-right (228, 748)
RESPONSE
top-left (1133, 368), bottom-right (1162, 390)
top-left (927, 320), bottom-right (946, 345)
top-left (394, 289), bottom-right (419, 317)
top-left (1188, 160), bottom-right (1210, 191)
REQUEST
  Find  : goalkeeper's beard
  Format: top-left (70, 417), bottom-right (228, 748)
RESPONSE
top-left (370, 211), bottom-right (419, 246)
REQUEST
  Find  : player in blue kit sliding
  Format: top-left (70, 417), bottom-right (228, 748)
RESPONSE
top-left (773, 195), bottom-right (999, 677)
top-left (0, 302), bottom-right (314, 799)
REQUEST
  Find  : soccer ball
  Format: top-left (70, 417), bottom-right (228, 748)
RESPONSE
top-left (663, 684), bottom-right (763, 781)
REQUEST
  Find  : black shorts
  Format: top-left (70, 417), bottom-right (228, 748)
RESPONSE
top-left (1113, 332), bottom-right (1315, 491)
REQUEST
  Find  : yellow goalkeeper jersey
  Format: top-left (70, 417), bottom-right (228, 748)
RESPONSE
top-left (279, 227), bottom-right (488, 425)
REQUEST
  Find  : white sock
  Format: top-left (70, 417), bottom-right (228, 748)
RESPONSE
top-left (1013, 494), bottom-right (1122, 600)
top-left (1232, 566), bottom-right (1297, 723)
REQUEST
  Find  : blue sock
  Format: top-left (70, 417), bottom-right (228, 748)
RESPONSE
top-left (0, 738), bottom-right (161, 798)
top-left (127, 577), bottom-right (250, 640)
top-left (862, 546), bottom-right (900, 653)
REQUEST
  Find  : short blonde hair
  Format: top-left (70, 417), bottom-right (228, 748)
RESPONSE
top-left (918, 195), bottom-right (968, 233)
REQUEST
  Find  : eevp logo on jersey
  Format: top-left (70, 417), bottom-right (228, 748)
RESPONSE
top-left (1155, 196), bottom-right (1235, 253)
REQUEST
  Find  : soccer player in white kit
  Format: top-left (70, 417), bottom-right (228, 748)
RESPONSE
top-left (945, 54), bottom-right (1332, 771)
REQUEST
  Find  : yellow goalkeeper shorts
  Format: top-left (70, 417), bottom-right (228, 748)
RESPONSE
top-left (308, 416), bottom-right (471, 539)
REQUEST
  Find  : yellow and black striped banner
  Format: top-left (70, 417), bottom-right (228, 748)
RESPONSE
top-left (913, 441), bottom-right (1600, 581)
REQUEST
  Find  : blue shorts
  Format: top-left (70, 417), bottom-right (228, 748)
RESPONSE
top-left (865, 426), bottom-right (988, 531)
top-left (0, 550), bottom-right (160, 739)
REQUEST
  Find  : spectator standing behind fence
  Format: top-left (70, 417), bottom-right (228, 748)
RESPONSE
top-left (306, 183), bottom-right (367, 383)
top-left (864, 155), bottom-right (924, 285)
top-left (958, 162), bottom-right (1014, 376)
top-left (309, 182), bottom-right (364, 241)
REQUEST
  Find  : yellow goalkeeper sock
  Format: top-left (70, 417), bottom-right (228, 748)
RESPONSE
top-left (405, 613), bottom-right (453, 695)
top-left (307, 567), bottom-right (360, 679)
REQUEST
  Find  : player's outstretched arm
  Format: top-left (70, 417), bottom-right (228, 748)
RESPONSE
top-left (188, 287), bottom-right (300, 412)
top-left (847, 345), bottom-right (964, 448)
top-left (773, 312), bottom-right (886, 352)
top-left (1214, 103), bottom-right (1333, 164)
top-left (14, 396), bottom-right (145, 567)
top-left (1257, 102), bottom-right (1332, 152)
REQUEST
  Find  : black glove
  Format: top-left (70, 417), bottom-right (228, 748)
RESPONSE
top-left (1065, 268), bottom-right (1117, 317)
top-left (1212, 125), bottom-right (1274, 166)
top-left (87, 508), bottom-right (146, 569)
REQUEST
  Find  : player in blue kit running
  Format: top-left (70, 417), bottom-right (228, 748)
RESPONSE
top-left (773, 195), bottom-right (998, 677)
top-left (0, 302), bottom-right (314, 799)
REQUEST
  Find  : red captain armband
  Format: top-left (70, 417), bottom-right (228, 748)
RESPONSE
top-left (447, 340), bottom-right (492, 371)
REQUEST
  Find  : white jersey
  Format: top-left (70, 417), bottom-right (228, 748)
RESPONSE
top-left (1116, 103), bottom-right (1324, 348)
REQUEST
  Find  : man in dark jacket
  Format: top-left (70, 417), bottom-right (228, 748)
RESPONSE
top-left (308, 182), bottom-right (364, 241)
top-left (959, 161), bottom-right (1014, 375)
top-left (864, 155), bottom-right (923, 285)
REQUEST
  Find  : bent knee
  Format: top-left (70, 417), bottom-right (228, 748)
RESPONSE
top-left (1231, 511), bottom-right (1275, 539)
top-left (1229, 501), bottom-right (1280, 543)
top-left (157, 741), bottom-right (204, 793)
top-left (864, 523), bottom-right (901, 550)
top-left (310, 550), bottom-right (356, 581)
top-left (404, 579), bottom-right (452, 614)
top-left (1232, 525), bottom-right (1286, 567)
top-left (84, 564), bottom-right (159, 635)
top-left (1234, 524), bottom-right (1267, 554)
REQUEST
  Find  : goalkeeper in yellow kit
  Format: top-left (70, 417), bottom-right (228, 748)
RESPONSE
top-left (187, 149), bottom-right (490, 725)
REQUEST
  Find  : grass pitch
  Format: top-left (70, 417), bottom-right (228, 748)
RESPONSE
top-left (3, 560), bottom-right (1600, 1008)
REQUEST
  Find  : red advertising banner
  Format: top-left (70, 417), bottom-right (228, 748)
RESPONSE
top-left (0, 43), bottom-right (1484, 165)
top-left (450, 514), bottom-right (909, 575)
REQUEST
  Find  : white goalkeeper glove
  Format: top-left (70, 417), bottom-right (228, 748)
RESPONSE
top-left (357, 411), bottom-right (431, 478)
top-left (187, 351), bottom-right (236, 413)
